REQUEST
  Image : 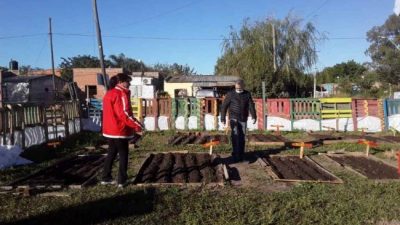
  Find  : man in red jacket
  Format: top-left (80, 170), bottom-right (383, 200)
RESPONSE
top-left (101, 73), bottom-right (143, 187)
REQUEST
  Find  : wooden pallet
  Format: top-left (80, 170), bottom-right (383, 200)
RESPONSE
top-left (259, 155), bottom-right (343, 184)
top-left (133, 152), bottom-right (227, 187)
top-left (0, 154), bottom-right (106, 191)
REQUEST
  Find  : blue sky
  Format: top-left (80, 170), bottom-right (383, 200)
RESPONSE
top-left (0, 0), bottom-right (396, 74)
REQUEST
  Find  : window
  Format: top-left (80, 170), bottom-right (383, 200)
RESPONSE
top-left (87, 85), bottom-right (97, 97)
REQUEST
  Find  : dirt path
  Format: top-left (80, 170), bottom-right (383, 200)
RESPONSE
top-left (220, 152), bottom-right (293, 193)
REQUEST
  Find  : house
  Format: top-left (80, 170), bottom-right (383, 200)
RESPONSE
top-left (1, 74), bottom-right (68, 104)
top-left (164, 75), bottom-right (239, 98)
top-left (73, 68), bottom-right (123, 99)
top-left (129, 72), bottom-right (164, 99)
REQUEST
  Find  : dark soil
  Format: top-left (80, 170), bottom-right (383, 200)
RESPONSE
top-left (328, 155), bottom-right (400, 179)
top-left (380, 136), bottom-right (400, 144)
top-left (265, 156), bottom-right (338, 181)
top-left (247, 134), bottom-right (288, 143)
top-left (169, 133), bottom-right (229, 145)
top-left (135, 153), bottom-right (223, 184)
top-left (307, 133), bottom-right (341, 141)
top-left (9, 155), bottom-right (105, 187)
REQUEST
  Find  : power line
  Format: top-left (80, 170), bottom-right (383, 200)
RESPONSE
top-left (106, 0), bottom-right (201, 31)
top-left (0, 33), bottom-right (46, 40)
top-left (53, 32), bottom-right (366, 41)
top-left (304, 0), bottom-right (330, 20)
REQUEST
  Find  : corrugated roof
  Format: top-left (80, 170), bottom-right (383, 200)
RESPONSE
top-left (166, 75), bottom-right (239, 83)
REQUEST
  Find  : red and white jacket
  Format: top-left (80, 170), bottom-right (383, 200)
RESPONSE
top-left (102, 84), bottom-right (142, 139)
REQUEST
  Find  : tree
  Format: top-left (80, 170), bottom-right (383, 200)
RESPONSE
top-left (109, 53), bottom-right (146, 73)
top-left (19, 65), bottom-right (43, 75)
top-left (153, 63), bottom-right (196, 76)
top-left (215, 15), bottom-right (322, 97)
top-left (316, 60), bottom-right (367, 84)
top-left (59, 55), bottom-right (112, 81)
top-left (366, 14), bottom-right (400, 85)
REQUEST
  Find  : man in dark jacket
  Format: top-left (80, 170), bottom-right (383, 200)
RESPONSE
top-left (221, 79), bottom-right (257, 162)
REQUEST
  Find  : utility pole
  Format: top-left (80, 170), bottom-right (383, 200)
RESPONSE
top-left (92, 0), bottom-right (108, 91)
top-left (272, 23), bottom-right (277, 73)
top-left (48, 17), bottom-right (56, 93)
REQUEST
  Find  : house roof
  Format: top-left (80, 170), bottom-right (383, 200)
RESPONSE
top-left (166, 75), bottom-right (239, 84)
top-left (4, 75), bottom-right (65, 83)
top-left (131, 71), bottom-right (160, 78)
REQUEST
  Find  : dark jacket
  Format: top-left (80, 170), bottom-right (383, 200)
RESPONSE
top-left (220, 90), bottom-right (257, 123)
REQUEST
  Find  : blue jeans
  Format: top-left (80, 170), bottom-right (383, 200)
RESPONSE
top-left (230, 119), bottom-right (247, 160)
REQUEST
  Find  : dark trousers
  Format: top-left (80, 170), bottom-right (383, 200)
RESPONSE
top-left (230, 119), bottom-right (247, 160)
top-left (102, 138), bottom-right (129, 184)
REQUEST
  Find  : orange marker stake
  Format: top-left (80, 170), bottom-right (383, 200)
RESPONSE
top-left (357, 139), bottom-right (378, 157)
top-left (292, 142), bottom-right (313, 159)
top-left (203, 140), bottom-right (221, 155)
top-left (271, 125), bottom-right (284, 136)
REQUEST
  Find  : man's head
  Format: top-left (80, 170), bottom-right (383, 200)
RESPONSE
top-left (115, 73), bottom-right (132, 89)
top-left (235, 79), bottom-right (244, 93)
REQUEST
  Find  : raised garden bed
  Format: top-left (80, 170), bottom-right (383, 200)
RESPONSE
top-left (247, 134), bottom-right (289, 146)
top-left (261, 155), bottom-right (342, 183)
top-left (326, 154), bottom-right (400, 180)
top-left (168, 133), bottom-right (229, 146)
top-left (134, 153), bottom-right (226, 186)
top-left (1, 154), bottom-right (106, 190)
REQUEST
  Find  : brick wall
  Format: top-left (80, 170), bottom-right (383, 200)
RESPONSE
top-left (73, 68), bottom-right (123, 99)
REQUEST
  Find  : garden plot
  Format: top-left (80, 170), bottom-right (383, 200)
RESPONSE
top-left (247, 134), bottom-right (289, 146)
top-left (261, 155), bottom-right (342, 183)
top-left (134, 153), bottom-right (226, 186)
top-left (326, 154), bottom-right (400, 180)
top-left (1, 154), bottom-right (106, 190)
top-left (168, 133), bottom-right (229, 146)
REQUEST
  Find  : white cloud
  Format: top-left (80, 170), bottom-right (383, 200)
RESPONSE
top-left (394, 0), bottom-right (400, 16)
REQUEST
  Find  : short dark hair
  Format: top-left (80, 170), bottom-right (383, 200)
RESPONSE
top-left (115, 73), bottom-right (132, 83)
top-left (108, 75), bottom-right (118, 89)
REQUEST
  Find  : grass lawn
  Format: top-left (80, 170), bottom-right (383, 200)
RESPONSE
top-left (0, 131), bottom-right (400, 225)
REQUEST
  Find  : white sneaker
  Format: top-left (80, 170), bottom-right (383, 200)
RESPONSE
top-left (101, 180), bottom-right (116, 185)
top-left (117, 183), bottom-right (127, 189)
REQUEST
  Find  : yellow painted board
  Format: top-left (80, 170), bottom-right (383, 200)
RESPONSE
top-left (319, 98), bottom-right (352, 103)
top-left (321, 109), bottom-right (352, 113)
top-left (321, 114), bottom-right (352, 119)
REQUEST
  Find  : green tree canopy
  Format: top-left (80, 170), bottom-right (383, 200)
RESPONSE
top-left (153, 63), bottom-right (196, 76)
top-left (215, 15), bottom-right (322, 97)
top-left (366, 14), bottom-right (400, 84)
top-left (316, 60), bottom-right (367, 84)
top-left (59, 55), bottom-right (112, 81)
top-left (109, 53), bottom-right (146, 73)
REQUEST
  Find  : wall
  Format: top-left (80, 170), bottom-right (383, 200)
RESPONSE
top-left (73, 68), bottom-right (123, 99)
top-left (164, 82), bottom-right (193, 97)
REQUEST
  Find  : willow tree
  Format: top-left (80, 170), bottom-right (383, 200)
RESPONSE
top-left (215, 15), bottom-right (322, 97)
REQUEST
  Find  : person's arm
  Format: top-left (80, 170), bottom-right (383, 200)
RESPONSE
top-left (248, 92), bottom-right (257, 121)
top-left (114, 93), bottom-right (143, 132)
top-left (220, 92), bottom-right (232, 124)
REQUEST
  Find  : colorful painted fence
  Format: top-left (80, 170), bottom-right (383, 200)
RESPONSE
top-left (290, 98), bottom-right (321, 131)
top-left (384, 99), bottom-right (400, 132)
top-left (0, 101), bottom-right (81, 148)
top-left (352, 99), bottom-right (384, 132)
top-left (84, 96), bottom-right (400, 132)
top-left (320, 98), bottom-right (353, 131)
